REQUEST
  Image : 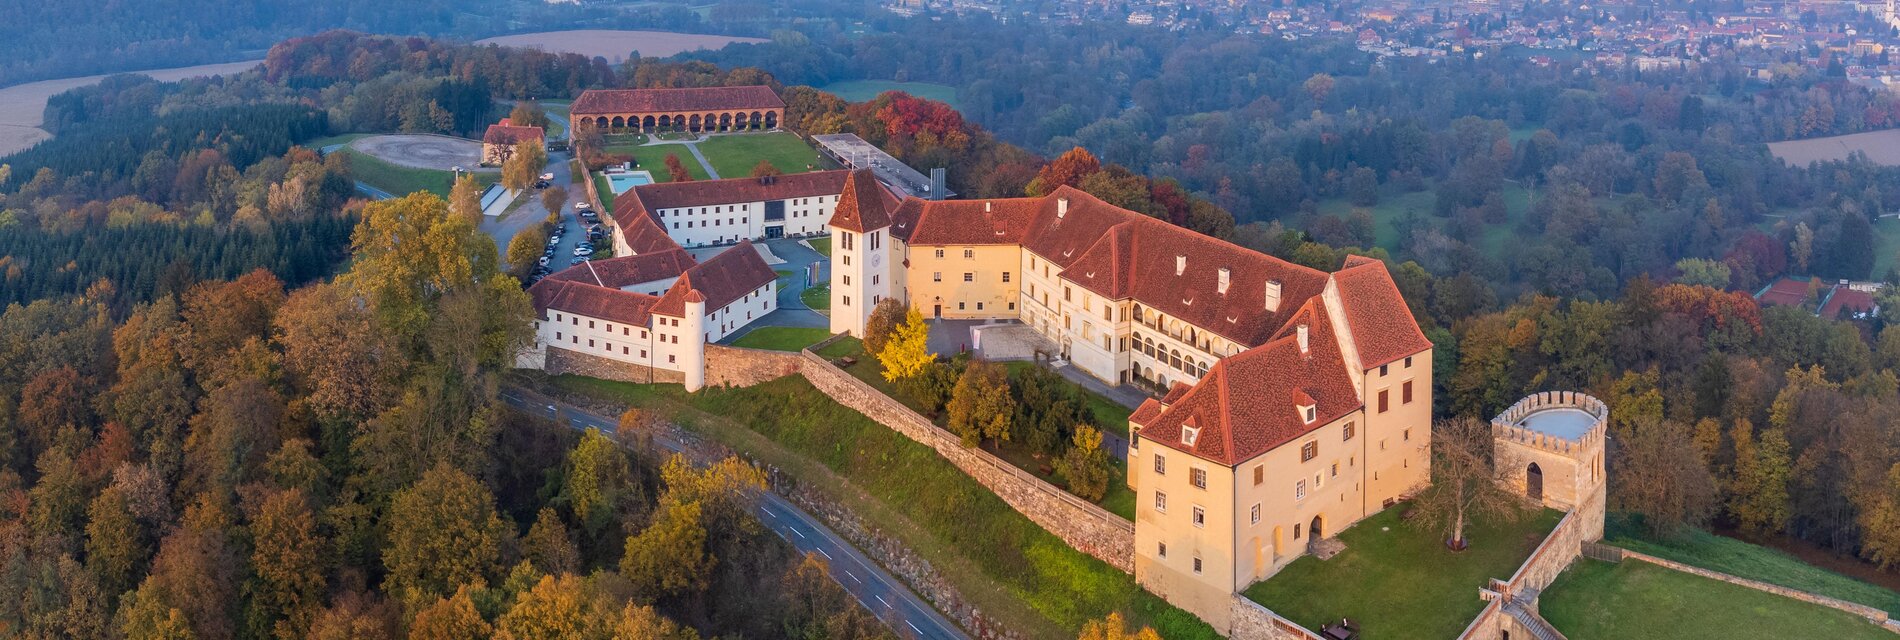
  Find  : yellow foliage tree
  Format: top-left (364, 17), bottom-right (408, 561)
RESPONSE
top-left (1077, 612), bottom-right (1163, 640)
top-left (876, 307), bottom-right (932, 382)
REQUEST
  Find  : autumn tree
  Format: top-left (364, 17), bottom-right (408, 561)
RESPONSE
top-left (1078, 612), bottom-right (1162, 640)
top-left (664, 154), bottom-right (692, 182)
top-left (306, 592), bottom-right (398, 640)
top-left (1055, 426), bottom-right (1110, 501)
top-left (274, 282), bottom-right (399, 424)
top-left (448, 174), bottom-right (483, 222)
top-left (1302, 72), bottom-right (1336, 104)
top-left (778, 555), bottom-right (882, 640)
top-left (862, 298), bottom-right (909, 357)
top-left (383, 464), bottom-right (510, 609)
top-left (947, 359), bottom-right (1013, 447)
top-left (620, 499), bottom-right (712, 603)
top-left (496, 574), bottom-right (611, 640)
top-left (248, 488), bottom-right (328, 638)
top-left (523, 507), bottom-right (582, 576)
top-left (541, 185), bottom-right (568, 217)
top-left (84, 486), bottom-right (148, 597)
top-left (749, 159), bottom-right (782, 178)
top-left (503, 139), bottom-right (548, 192)
top-left (507, 226), bottom-right (550, 277)
top-left (509, 101), bottom-right (552, 132)
top-left (408, 586), bottom-right (491, 640)
top-left (1727, 418), bottom-right (1792, 536)
top-left (875, 306), bottom-right (932, 381)
top-left (560, 428), bottom-right (644, 540)
top-left (1610, 416), bottom-right (1719, 537)
top-left (1413, 416), bottom-right (1527, 550)
top-left (1027, 147), bottom-right (1100, 196)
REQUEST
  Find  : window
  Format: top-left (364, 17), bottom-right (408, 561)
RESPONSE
top-left (1002, 272), bottom-right (1011, 283)
top-left (1153, 454), bottom-right (1166, 475)
top-left (1251, 504), bottom-right (1261, 525)
top-left (668, 355), bottom-right (676, 363)
top-left (1064, 286), bottom-right (1072, 302)
top-left (1190, 468), bottom-right (1207, 489)
top-left (555, 331), bottom-right (563, 340)
top-left (963, 248), bottom-right (974, 259)
top-left (1192, 506), bottom-right (1205, 528)
top-left (1404, 429), bottom-right (1411, 441)
top-left (1343, 422), bottom-right (1355, 441)
top-left (843, 296), bottom-right (851, 307)
top-left (1402, 380), bottom-right (1414, 404)
top-left (958, 302), bottom-right (965, 310)
top-left (1330, 462), bottom-right (1339, 477)
top-left (933, 272), bottom-right (942, 282)
top-left (843, 275), bottom-right (851, 286)
top-left (1404, 356), bottom-right (1413, 368)
top-left (1380, 364), bottom-right (1388, 377)
top-left (935, 249), bottom-right (945, 258)
top-left (1300, 441), bottom-right (1318, 462)
top-left (1158, 542), bottom-right (1167, 558)
top-left (1303, 405), bottom-right (1318, 424)
top-left (963, 273), bottom-right (974, 282)
top-left (1154, 491), bottom-right (1168, 512)
top-left (1295, 480), bottom-right (1307, 501)
top-left (1378, 389), bottom-right (1389, 413)
top-left (1294, 523), bottom-right (1303, 540)
top-left (976, 302), bottom-right (984, 311)
top-left (1192, 557), bottom-right (1203, 574)
top-left (1181, 426), bottom-right (1199, 447)
top-left (1253, 465), bottom-right (1264, 485)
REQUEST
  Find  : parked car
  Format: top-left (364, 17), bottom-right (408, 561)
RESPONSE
top-left (573, 247), bottom-right (594, 257)
top-left (537, 256), bottom-right (550, 267)
top-left (575, 201), bottom-right (591, 211)
top-left (569, 257), bottom-right (587, 265)
top-left (539, 172), bottom-right (554, 182)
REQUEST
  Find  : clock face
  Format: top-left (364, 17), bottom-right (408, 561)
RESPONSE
top-left (870, 252), bottom-right (883, 268)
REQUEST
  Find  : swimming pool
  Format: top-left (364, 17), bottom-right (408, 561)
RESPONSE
top-left (606, 170), bottom-right (654, 194)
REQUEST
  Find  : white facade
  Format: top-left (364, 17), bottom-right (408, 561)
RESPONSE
top-left (653, 195), bottom-right (838, 248)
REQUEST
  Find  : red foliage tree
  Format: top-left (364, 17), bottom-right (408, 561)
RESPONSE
top-left (1028, 147), bottom-right (1101, 196)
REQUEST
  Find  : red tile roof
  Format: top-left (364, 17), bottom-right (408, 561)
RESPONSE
top-left (651, 240), bottom-right (778, 317)
top-left (528, 279), bottom-right (661, 326)
top-left (610, 171), bottom-right (849, 243)
top-left (1331, 259), bottom-right (1434, 367)
top-left (1136, 299), bottom-right (1360, 466)
top-left (483, 123), bottom-right (544, 146)
top-left (571, 86), bottom-right (785, 115)
top-left (609, 193), bottom-right (687, 256)
top-left (544, 248), bottom-right (695, 289)
top-left (829, 169), bottom-right (899, 233)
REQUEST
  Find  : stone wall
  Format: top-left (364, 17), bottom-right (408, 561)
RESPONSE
top-left (796, 351), bottom-right (1137, 573)
top-left (545, 346), bottom-right (684, 384)
top-left (704, 344), bottom-right (805, 387)
top-left (1227, 597), bottom-right (1325, 640)
top-left (1457, 509), bottom-right (1589, 640)
top-left (1616, 548), bottom-right (1895, 627)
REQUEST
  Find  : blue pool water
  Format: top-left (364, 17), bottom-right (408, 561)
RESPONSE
top-left (607, 171), bottom-right (654, 194)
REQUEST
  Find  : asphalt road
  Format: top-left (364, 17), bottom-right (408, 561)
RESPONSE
top-left (496, 388), bottom-right (969, 640)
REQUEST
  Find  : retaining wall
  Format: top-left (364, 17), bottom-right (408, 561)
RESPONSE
top-left (796, 350), bottom-right (1137, 572)
top-left (704, 344), bottom-right (804, 387)
top-left (1227, 597), bottom-right (1325, 640)
top-left (545, 346), bottom-right (684, 384)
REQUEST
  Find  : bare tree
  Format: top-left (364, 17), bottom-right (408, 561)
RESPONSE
top-left (1413, 416), bottom-right (1530, 550)
top-left (1612, 415), bottom-right (1719, 538)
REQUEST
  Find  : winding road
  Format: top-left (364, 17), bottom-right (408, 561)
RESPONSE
top-left (497, 387), bottom-right (969, 640)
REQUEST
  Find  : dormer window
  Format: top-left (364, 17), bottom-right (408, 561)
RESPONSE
top-left (1295, 390), bottom-right (1318, 425)
top-left (1302, 405), bottom-right (1317, 424)
top-left (1182, 426), bottom-right (1200, 446)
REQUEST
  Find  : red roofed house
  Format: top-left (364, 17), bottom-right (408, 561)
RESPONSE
top-left (482, 118), bottom-right (545, 166)
top-left (828, 182), bottom-right (1436, 629)
top-left (609, 170), bottom-right (850, 251)
top-left (571, 85), bottom-right (784, 133)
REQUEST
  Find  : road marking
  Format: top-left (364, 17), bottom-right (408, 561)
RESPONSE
top-left (907, 620), bottom-right (922, 635)
top-left (845, 570), bottom-right (860, 583)
top-left (875, 595), bottom-right (889, 608)
top-left (791, 527), bottom-right (806, 539)
top-left (818, 548), bottom-right (832, 560)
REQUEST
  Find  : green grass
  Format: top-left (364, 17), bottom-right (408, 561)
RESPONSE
top-left (1542, 560), bottom-right (1896, 640)
top-left (819, 80), bottom-right (962, 109)
top-left (337, 148), bottom-right (497, 198)
top-left (1874, 216), bottom-right (1899, 280)
top-left (548, 375), bottom-right (1214, 639)
top-left (1001, 361), bottom-right (1134, 438)
top-left (812, 336), bottom-right (861, 359)
top-left (729, 327), bottom-right (833, 352)
top-left (592, 173), bottom-right (616, 209)
top-left (800, 283), bottom-right (831, 311)
top-left (1244, 507), bottom-right (1564, 639)
top-left (599, 135), bottom-right (709, 183)
top-left (696, 131), bottom-right (826, 178)
top-left (1605, 519), bottom-right (1900, 613)
top-left (808, 236), bottom-right (832, 257)
top-left (305, 132), bottom-right (370, 149)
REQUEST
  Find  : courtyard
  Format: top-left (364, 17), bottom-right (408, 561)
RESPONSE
top-left (1242, 506), bottom-right (1563, 639)
top-left (1540, 560), bottom-right (1895, 640)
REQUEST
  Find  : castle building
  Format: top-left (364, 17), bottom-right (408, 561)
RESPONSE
top-left (608, 171), bottom-right (849, 251)
top-left (572, 86), bottom-right (784, 133)
top-left (482, 118), bottom-right (545, 166)
top-left (824, 174), bottom-right (1436, 628)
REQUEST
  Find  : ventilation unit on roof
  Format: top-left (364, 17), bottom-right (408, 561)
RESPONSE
top-left (1217, 268), bottom-right (1231, 294)
top-left (1265, 279), bottom-right (1283, 312)
top-left (1175, 255), bottom-right (1186, 276)
top-left (1057, 196), bottom-right (1070, 218)
top-left (984, 201), bottom-right (992, 212)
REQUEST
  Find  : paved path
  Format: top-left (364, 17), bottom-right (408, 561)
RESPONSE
top-left (480, 150), bottom-right (586, 265)
top-left (353, 180), bottom-right (394, 201)
top-left (700, 238), bottom-right (831, 344)
top-left (497, 387), bottom-right (968, 640)
top-left (684, 142), bottom-right (719, 179)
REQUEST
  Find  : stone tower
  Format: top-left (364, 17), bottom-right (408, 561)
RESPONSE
top-left (1491, 391), bottom-right (1609, 539)
top-left (682, 289), bottom-right (706, 392)
top-left (827, 169), bottom-right (894, 337)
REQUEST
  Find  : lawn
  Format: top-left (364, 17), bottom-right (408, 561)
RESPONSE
top-left (592, 173), bottom-right (616, 209)
top-left (807, 236), bottom-right (832, 257)
top-left (697, 131), bottom-right (828, 178)
top-left (1875, 216), bottom-right (1899, 280)
top-left (813, 336), bottom-right (861, 359)
top-left (305, 132), bottom-right (370, 150)
top-left (1244, 507), bottom-right (1564, 639)
top-left (820, 80), bottom-right (962, 109)
top-left (1604, 518), bottom-right (1900, 613)
top-left (1541, 560), bottom-right (1896, 640)
top-left (546, 374), bottom-right (1217, 640)
top-left (337, 148), bottom-right (497, 198)
top-left (800, 282), bottom-right (831, 311)
top-left (729, 327), bottom-right (833, 352)
top-left (599, 135), bottom-right (709, 183)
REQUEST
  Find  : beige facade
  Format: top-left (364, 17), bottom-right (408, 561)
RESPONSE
top-left (906, 244), bottom-right (1023, 319)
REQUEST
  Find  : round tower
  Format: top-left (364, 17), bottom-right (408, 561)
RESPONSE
top-left (1491, 391), bottom-right (1609, 539)
top-left (682, 289), bottom-right (707, 392)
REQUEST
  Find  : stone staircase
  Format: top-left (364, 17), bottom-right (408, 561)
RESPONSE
top-left (1501, 588), bottom-right (1568, 640)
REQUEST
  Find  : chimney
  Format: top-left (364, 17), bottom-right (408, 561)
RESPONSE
top-left (1057, 197), bottom-right (1070, 218)
top-left (1175, 255), bottom-right (1187, 276)
top-left (1265, 280), bottom-right (1282, 312)
top-left (1297, 324), bottom-right (1310, 354)
top-left (1217, 268), bottom-right (1231, 294)
top-left (985, 201), bottom-right (992, 212)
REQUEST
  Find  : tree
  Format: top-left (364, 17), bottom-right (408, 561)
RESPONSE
top-left (619, 500), bottom-right (711, 603)
top-left (560, 428), bottom-right (642, 534)
top-left (749, 159), bottom-right (782, 178)
top-left (249, 488), bottom-right (328, 638)
top-left (1791, 222), bottom-right (1814, 273)
top-left (1027, 147), bottom-right (1101, 196)
top-left (540, 185), bottom-right (568, 219)
top-left (503, 140), bottom-right (548, 192)
top-left (85, 487), bottom-right (148, 597)
top-left (495, 575), bottom-right (608, 640)
top-left (121, 583), bottom-right (200, 640)
top-left (1413, 416), bottom-right (1527, 549)
top-left (664, 154), bottom-right (692, 182)
top-left (383, 464), bottom-right (510, 608)
top-left (306, 592), bottom-right (397, 640)
top-left (1055, 426), bottom-right (1110, 501)
top-left (408, 587), bottom-right (491, 640)
top-left (509, 101), bottom-right (552, 132)
top-left (1727, 419), bottom-right (1792, 536)
top-left (1077, 612), bottom-right (1162, 640)
top-left (508, 226), bottom-right (551, 277)
top-left (274, 282), bottom-right (398, 424)
top-left (1303, 72), bottom-right (1335, 104)
top-left (1673, 258), bottom-right (1731, 289)
top-left (447, 175), bottom-right (483, 222)
top-left (947, 359), bottom-right (1013, 447)
top-left (1346, 166), bottom-right (1379, 207)
top-left (612, 603), bottom-right (700, 640)
top-left (523, 508), bottom-right (582, 576)
top-left (875, 307), bottom-right (932, 381)
top-left (1611, 417), bottom-right (1719, 537)
top-left (862, 298), bottom-right (908, 356)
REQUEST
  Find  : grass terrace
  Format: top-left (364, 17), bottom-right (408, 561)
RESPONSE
top-left (729, 327), bottom-right (832, 352)
top-left (1541, 560), bottom-right (1896, 640)
top-left (697, 131), bottom-right (828, 178)
top-left (336, 147), bottom-right (497, 198)
top-left (1604, 517), bottom-right (1900, 613)
top-left (1244, 507), bottom-right (1564, 639)
top-left (543, 373), bottom-right (1217, 640)
top-left (800, 282), bottom-right (831, 311)
top-left (819, 80), bottom-right (962, 109)
top-left (807, 236), bottom-right (832, 257)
